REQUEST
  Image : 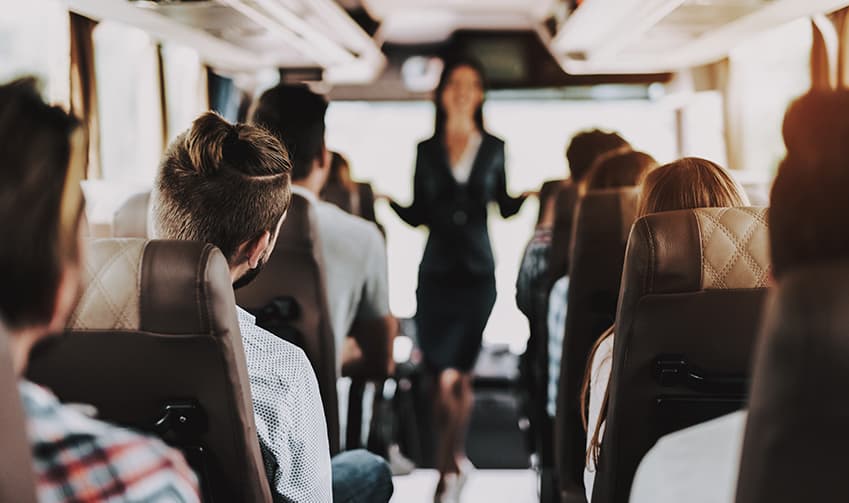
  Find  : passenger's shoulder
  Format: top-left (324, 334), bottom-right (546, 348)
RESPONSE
top-left (240, 318), bottom-right (312, 369)
top-left (319, 203), bottom-right (381, 237)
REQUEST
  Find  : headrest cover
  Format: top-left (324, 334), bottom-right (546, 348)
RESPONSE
top-left (70, 238), bottom-right (235, 335)
top-left (70, 239), bottom-right (144, 330)
top-left (626, 207), bottom-right (769, 294)
top-left (112, 192), bottom-right (151, 239)
top-left (575, 187), bottom-right (641, 244)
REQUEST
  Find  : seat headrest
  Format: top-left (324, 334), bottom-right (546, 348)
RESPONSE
top-left (623, 207), bottom-right (770, 295)
top-left (736, 261), bottom-right (849, 502)
top-left (280, 194), bottom-right (318, 247)
top-left (112, 192), bottom-right (151, 238)
top-left (573, 187), bottom-right (640, 244)
top-left (70, 238), bottom-right (236, 335)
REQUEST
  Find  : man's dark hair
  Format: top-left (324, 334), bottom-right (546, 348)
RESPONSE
top-left (251, 84), bottom-right (328, 182)
top-left (0, 78), bottom-right (84, 329)
top-left (770, 90), bottom-right (849, 279)
top-left (153, 112), bottom-right (292, 262)
top-left (566, 129), bottom-right (630, 182)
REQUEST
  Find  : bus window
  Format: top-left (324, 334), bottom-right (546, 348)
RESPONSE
top-left (85, 21), bottom-right (163, 229)
top-left (731, 19), bottom-right (812, 178)
top-left (0, 1), bottom-right (70, 106)
top-left (161, 44), bottom-right (207, 144)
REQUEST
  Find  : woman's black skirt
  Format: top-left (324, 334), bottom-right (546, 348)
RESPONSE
top-left (415, 270), bottom-right (497, 372)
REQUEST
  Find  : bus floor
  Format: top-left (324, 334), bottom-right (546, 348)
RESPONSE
top-left (390, 346), bottom-right (537, 501)
top-left (390, 468), bottom-right (537, 502)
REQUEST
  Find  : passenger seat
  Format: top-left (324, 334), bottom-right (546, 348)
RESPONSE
top-left (0, 321), bottom-right (37, 503)
top-left (234, 193), bottom-right (340, 454)
top-left (112, 191), bottom-right (151, 238)
top-left (556, 187), bottom-right (640, 503)
top-left (736, 263), bottom-right (849, 502)
top-left (591, 207), bottom-right (770, 503)
top-left (26, 238), bottom-right (272, 502)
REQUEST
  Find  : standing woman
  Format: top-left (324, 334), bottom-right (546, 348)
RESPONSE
top-left (384, 58), bottom-right (529, 502)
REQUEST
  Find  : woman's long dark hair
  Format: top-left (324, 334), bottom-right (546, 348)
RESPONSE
top-left (433, 57), bottom-right (486, 137)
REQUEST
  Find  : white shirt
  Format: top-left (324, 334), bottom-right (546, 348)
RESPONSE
top-left (290, 186), bottom-right (391, 370)
top-left (450, 132), bottom-right (482, 184)
top-left (584, 335), bottom-right (614, 501)
top-left (630, 411), bottom-right (747, 503)
top-left (237, 307), bottom-right (333, 503)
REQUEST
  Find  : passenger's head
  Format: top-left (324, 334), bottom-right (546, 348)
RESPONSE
top-left (252, 84), bottom-right (329, 183)
top-left (566, 129), bottom-right (630, 182)
top-left (152, 112), bottom-right (292, 288)
top-left (637, 157), bottom-right (748, 217)
top-left (0, 78), bottom-right (86, 341)
top-left (770, 90), bottom-right (849, 279)
top-left (434, 57), bottom-right (486, 135)
top-left (326, 151), bottom-right (354, 191)
top-left (585, 150), bottom-right (658, 191)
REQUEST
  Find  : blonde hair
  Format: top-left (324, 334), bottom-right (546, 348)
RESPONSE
top-left (637, 157), bottom-right (748, 217)
top-left (581, 157), bottom-right (748, 467)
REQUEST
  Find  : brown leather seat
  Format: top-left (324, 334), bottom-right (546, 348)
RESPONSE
top-left (26, 239), bottom-right (272, 503)
top-left (549, 181), bottom-right (580, 284)
top-left (591, 207), bottom-right (770, 503)
top-left (112, 192), bottom-right (151, 238)
top-left (0, 322), bottom-right (37, 503)
top-left (235, 193), bottom-right (340, 454)
top-left (555, 187), bottom-right (640, 503)
top-left (736, 263), bottom-right (849, 503)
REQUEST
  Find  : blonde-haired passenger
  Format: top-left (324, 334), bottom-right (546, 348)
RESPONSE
top-left (581, 157), bottom-right (748, 501)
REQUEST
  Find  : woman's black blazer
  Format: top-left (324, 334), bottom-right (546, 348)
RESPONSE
top-left (390, 132), bottom-right (525, 276)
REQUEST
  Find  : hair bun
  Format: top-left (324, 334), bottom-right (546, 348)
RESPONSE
top-left (185, 112), bottom-right (234, 174)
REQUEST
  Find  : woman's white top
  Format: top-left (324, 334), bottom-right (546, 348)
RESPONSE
top-left (450, 131), bottom-right (482, 184)
top-left (584, 335), bottom-right (614, 502)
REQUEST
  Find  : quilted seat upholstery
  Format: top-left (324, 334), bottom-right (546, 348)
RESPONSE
top-left (590, 207), bottom-right (770, 503)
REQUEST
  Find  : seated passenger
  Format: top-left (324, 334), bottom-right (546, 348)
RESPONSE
top-left (545, 149), bottom-right (657, 417)
top-left (252, 84), bottom-right (395, 380)
top-left (630, 89), bottom-right (849, 503)
top-left (0, 78), bottom-right (199, 501)
top-left (151, 112), bottom-right (392, 503)
top-left (541, 131), bottom-right (631, 415)
top-left (548, 129), bottom-right (631, 284)
top-left (581, 157), bottom-right (748, 500)
top-left (321, 151), bottom-right (380, 228)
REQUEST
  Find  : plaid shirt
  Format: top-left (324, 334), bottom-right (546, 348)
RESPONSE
top-left (19, 379), bottom-right (199, 503)
top-left (547, 275), bottom-right (570, 417)
top-left (515, 227), bottom-right (553, 318)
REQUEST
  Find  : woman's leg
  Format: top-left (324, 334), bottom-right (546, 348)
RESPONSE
top-left (453, 372), bottom-right (474, 462)
top-left (435, 368), bottom-right (463, 486)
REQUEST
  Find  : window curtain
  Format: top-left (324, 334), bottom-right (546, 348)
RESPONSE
top-left (69, 13), bottom-right (101, 179)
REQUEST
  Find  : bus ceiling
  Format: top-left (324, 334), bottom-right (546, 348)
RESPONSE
top-left (68, 0), bottom-right (849, 88)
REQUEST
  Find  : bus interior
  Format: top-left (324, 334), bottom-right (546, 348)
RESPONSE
top-left (3, 0), bottom-right (849, 502)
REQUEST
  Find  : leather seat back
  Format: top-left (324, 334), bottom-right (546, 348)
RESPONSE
top-left (26, 239), bottom-right (272, 503)
top-left (592, 207), bottom-right (770, 503)
top-left (234, 194), bottom-right (340, 454)
top-left (113, 192), bottom-right (151, 238)
top-left (549, 181), bottom-right (580, 284)
top-left (0, 322), bottom-right (37, 503)
top-left (736, 263), bottom-right (849, 503)
top-left (556, 187), bottom-right (640, 502)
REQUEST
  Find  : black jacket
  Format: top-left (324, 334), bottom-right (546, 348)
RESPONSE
top-left (391, 132), bottom-right (526, 275)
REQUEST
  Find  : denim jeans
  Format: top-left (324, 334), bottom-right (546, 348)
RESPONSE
top-left (331, 449), bottom-right (394, 503)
